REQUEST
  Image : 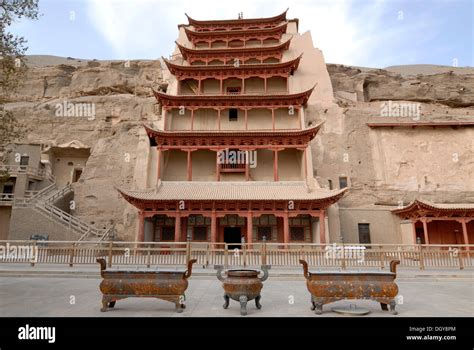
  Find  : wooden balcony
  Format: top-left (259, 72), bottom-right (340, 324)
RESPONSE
top-left (0, 193), bottom-right (14, 206)
top-left (0, 164), bottom-right (56, 182)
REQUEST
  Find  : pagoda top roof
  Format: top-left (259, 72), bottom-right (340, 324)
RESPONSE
top-left (152, 85), bottom-right (316, 108)
top-left (118, 181), bottom-right (347, 204)
top-left (175, 38), bottom-right (292, 56)
top-left (184, 22), bottom-right (288, 40)
top-left (163, 54), bottom-right (302, 76)
top-left (185, 9), bottom-right (288, 27)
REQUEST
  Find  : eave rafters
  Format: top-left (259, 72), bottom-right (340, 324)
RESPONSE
top-left (143, 123), bottom-right (323, 149)
top-left (185, 9), bottom-right (288, 29)
top-left (392, 200), bottom-right (474, 219)
top-left (176, 39), bottom-right (291, 59)
top-left (117, 188), bottom-right (346, 212)
top-left (163, 54), bottom-right (302, 80)
top-left (184, 22), bottom-right (288, 42)
top-left (152, 85), bottom-right (315, 108)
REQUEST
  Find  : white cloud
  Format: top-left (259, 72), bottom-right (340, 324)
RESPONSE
top-left (85, 0), bottom-right (423, 67)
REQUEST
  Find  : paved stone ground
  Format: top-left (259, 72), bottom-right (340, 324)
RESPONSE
top-left (0, 275), bottom-right (472, 317)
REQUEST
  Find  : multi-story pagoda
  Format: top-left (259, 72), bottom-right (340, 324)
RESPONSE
top-left (118, 10), bottom-right (346, 246)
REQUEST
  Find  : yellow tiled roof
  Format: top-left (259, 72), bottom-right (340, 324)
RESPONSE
top-left (118, 181), bottom-right (347, 201)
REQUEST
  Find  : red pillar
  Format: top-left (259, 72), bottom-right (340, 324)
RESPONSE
top-left (412, 219), bottom-right (418, 244)
top-left (138, 211), bottom-right (145, 242)
top-left (163, 108), bottom-right (167, 131)
top-left (182, 217), bottom-right (187, 242)
top-left (220, 79), bottom-right (223, 94)
top-left (247, 212), bottom-right (253, 247)
top-left (190, 109), bottom-right (194, 130)
top-left (217, 109), bottom-right (221, 130)
top-left (244, 109), bottom-right (248, 130)
top-left (461, 219), bottom-right (469, 245)
top-left (245, 153), bottom-right (250, 182)
top-left (216, 150), bottom-right (221, 181)
top-left (273, 149), bottom-right (279, 181)
top-left (283, 213), bottom-right (290, 247)
top-left (264, 77), bottom-right (267, 93)
top-left (271, 108), bottom-right (275, 130)
top-left (187, 150), bottom-right (192, 181)
top-left (211, 211), bottom-right (217, 246)
top-left (174, 214), bottom-right (181, 242)
top-left (298, 108), bottom-right (302, 128)
top-left (242, 78), bottom-right (245, 94)
top-left (422, 218), bottom-right (429, 244)
top-left (319, 210), bottom-right (326, 244)
top-left (156, 148), bottom-right (161, 182)
top-left (198, 79), bottom-right (202, 95)
top-left (303, 148), bottom-right (308, 180)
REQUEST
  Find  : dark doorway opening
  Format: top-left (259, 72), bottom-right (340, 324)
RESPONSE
top-left (73, 168), bottom-right (82, 183)
top-left (358, 223), bottom-right (371, 245)
top-left (224, 227), bottom-right (241, 249)
top-left (415, 227), bottom-right (425, 244)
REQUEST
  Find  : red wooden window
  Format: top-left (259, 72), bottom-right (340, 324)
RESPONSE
top-left (161, 226), bottom-right (174, 241)
top-left (257, 226), bottom-right (272, 241)
top-left (193, 226), bottom-right (208, 241)
top-left (290, 227), bottom-right (305, 241)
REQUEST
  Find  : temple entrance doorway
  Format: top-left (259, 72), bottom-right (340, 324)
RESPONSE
top-left (224, 227), bottom-right (242, 249)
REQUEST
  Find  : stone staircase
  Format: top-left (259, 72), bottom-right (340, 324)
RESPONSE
top-left (14, 184), bottom-right (114, 242)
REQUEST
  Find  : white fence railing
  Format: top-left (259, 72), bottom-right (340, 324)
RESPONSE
top-left (0, 241), bottom-right (472, 270)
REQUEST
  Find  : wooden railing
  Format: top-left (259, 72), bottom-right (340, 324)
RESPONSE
top-left (0, 164), bottom-right (55, 182)
top-left (34, 203), bottom-right (104, 238)
top-left (0, 193), bottom-right (14, 205)
top-left (0, 241), bottom-right (472, 270)
top-left (11, 183), bottom-right (111, 242)
top-left (179, 90), bottom-right (290, 96)
top-left (43, 184), bottom-right (72, 203)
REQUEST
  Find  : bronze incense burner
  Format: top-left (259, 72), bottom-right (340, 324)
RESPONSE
top-left (215, 265), bottom-right (270, 315)
top-left (97, 258), bottom-right (196, 313)
top-left (300, 259), bottom-right (400, 315)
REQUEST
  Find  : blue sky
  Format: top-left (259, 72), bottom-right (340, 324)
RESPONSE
top-left (8, 0), bottom-right (474, 68)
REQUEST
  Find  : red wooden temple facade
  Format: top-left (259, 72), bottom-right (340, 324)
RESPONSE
top-left (393, 200), bottom-right (474, 245)
top-left (118, 11), bottom-right (346, 245)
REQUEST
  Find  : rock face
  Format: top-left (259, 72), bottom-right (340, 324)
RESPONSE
top-left (327, 64), bottom-right (474, 107)
top-left (2, 57), bottom-right (474, 241)
top-left (317, 64), bottom-right (474, 208)
top-left (3, 59), bottom-right (164, 239)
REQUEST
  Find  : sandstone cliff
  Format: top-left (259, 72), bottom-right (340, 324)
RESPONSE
top-left (2, 56), bottom-right (473, 239)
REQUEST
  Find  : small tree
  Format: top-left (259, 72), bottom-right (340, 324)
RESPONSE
top-left (0, 1), bottom-right (40, 183)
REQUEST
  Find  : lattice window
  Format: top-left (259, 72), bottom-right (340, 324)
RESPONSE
top-left (161, 226), bottom-right (174, 241)
top-left (290, 227), bottom-right (305, 241)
